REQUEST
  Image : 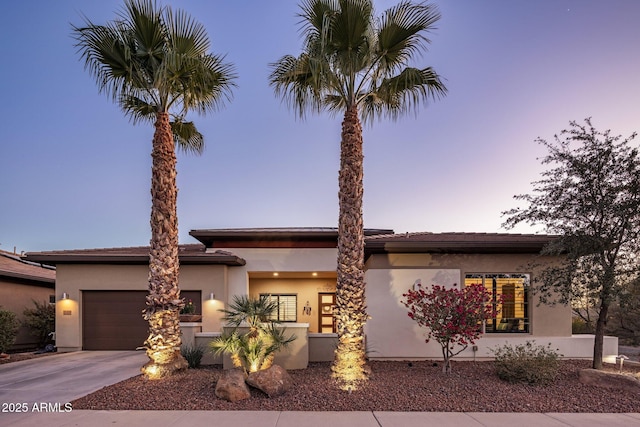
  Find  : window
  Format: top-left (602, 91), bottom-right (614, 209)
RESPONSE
top-left (465, 273), bottom-right (529, 333)
top-left (261, 294), bottom-right (297, 322)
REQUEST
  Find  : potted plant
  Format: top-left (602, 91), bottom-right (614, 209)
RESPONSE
top-left (179, 299), bottom-right (202, 322)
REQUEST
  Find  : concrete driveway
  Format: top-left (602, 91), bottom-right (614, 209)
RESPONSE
top-left (0, 350), bottom-right (146, 424)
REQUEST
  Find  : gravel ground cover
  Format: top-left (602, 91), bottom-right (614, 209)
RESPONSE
top-left (72, 360), bottom-right (640, 412)
top-left (0, 351), bottom-right (56, 364)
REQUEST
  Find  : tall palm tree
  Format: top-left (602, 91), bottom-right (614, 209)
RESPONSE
top-left (73, 0), bottom-right (235, 379)
top-left (269, 0), bottom-right (446, 390)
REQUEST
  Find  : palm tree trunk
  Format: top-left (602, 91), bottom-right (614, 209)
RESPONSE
top-left (141, 111), bottom-right (188, 379)
top-left (331, 104), bottom-right (368, 390)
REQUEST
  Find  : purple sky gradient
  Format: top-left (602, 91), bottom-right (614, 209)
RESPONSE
top-left (1, 0), bottom-right (639, 252)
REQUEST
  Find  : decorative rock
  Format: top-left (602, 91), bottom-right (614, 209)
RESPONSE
top-left (246, 364), bottom-right (293, 397)
top-left (215, 368), bottom-right (250, 402)
top-left (579, 368), bottom-right (640, 394)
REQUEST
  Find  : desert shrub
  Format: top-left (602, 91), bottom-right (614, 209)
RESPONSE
top-left (402, 283), bottom-right (495, 373)
top-left (22, 300), bottom-right (55, 347)
top-left (492, 341), bottom-right (562, 385)
top-left (0, 308), bottom-right (19, 353)
top-left (571, 317), bottom-right (593, 334)
top-left (211, 295), bottom-right (296, 373)
top-left (181, 343), bottom-right (205, 368)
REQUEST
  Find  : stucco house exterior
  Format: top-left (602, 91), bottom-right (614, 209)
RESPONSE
top-left (25, 228), bottom-right (618, 366)
top-left (0, 249), bottom-right (56, 351)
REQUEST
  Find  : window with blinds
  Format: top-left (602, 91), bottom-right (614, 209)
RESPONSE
top-left (465, 273), bottom-right (530, 333)
top-left (261, 294), bottom-right (297, 322)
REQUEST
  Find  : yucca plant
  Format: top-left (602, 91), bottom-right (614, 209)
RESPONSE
top-left (210, 295), bottom-right (296, 373)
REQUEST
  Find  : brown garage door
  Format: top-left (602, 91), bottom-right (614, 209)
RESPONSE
top-left (82, 290), bottom-right (201, 350)
top-left (83, 291), bottom-right (148, 350)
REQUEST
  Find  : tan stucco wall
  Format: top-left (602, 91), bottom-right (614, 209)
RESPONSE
top-left (364, 252), bottom-right (572, 360)
top-left (51, 246), bottom-right (610, 361)
top-left (54, 263), bottom-right (227, 351)
top-left (0, 279), bottom-right (54, 350)
top-left (221, 248), bottom-right (338, 297)
top-left (249, 278), bottom-right (336, 333)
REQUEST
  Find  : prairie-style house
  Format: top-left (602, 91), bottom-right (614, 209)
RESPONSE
top-left (26, 228), bottom-right (618, 367)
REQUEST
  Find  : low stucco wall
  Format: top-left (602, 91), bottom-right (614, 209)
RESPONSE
top-left (213, 323), bottom-right (309, 370)
top-left (308, 333), bottom-right (337, 362)
top-left (195, 332), bottom-right (223, 365)
top-left (196, 332), bottom-right (338, 365)
top-left (365, 334), bottom-right (618, 362)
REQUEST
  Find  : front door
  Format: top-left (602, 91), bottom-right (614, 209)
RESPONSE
top-left (318, 292), bottom-right (336, 333)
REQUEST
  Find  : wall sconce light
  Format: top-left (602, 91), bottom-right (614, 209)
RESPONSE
top-left (209, 292), bottom-right (216, 300)
top-left (61, 292), bottom-right (69, 300)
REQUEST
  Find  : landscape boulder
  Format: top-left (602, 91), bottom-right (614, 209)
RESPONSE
top-left (246, 364), bottom-right (293, 397)
top-left (579, 368), bottom-right (640, 394)
top-left (215, 368), bottom-right (251, 402)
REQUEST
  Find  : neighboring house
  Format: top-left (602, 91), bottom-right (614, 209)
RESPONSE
top-left (25, 228), bottom-right (618, 365)
top-left (0, 249), bottom-right (56, 351)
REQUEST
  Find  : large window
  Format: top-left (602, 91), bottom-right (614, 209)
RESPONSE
top-left (261, 294), bottom-right (297, 322)
top-left (465, 273), bottom-right (529, 333)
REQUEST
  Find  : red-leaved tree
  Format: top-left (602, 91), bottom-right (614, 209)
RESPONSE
top-left (402, 283), bottom-right (496, 373)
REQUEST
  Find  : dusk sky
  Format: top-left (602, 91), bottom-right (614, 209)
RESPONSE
top-left (2, 0), bottom-right (639, 253)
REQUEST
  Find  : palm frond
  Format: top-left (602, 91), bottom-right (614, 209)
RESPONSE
top-left (361, 66), bottom-right (446, 122)
top-left (220, 295), bottom-right (281, 327)
top-left (120, 94), bottom-right (156, 123)
top-left (376, 1), bottom-right (441, 73)
top-left (72, 20), bottom-right (133, 103)
top-left (264, 323), bottom-right (297, 354)
top-left (330, 0), bottom-right (373, 56)
top-left (269, 53), bottom-right (326, 118)
top-left (171, 120), bottom-right (204, 154)
top-left (73, 0), bottom-right (236, 149)
top-left (166, 6), bottom-right (210, 56)
top-left (271, 0), bottom-right (445, 121)
top-left (298, 0), bottom-right (339, 47)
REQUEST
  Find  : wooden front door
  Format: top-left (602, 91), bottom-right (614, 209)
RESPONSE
top-left (318, 292), bottom-right (336, 333)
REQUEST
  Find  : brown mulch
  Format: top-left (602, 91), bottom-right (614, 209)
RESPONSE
top-left (71, 360), bottom-right (640, 412)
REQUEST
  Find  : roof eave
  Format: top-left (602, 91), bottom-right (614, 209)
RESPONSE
top-left (0, 271), bottom-right (55, 285)
top-left (365, 240), bottom-right (553, 255)
top-left (189, 228), bottom-right (395, 247)
top-left (25, 254), bottom-right (246, 267)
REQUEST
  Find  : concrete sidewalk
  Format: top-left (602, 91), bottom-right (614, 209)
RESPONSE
top-left (4, 410), bottom-right (640, 427)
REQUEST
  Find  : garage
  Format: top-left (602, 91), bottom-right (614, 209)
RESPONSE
top-left (82, 290), bottom-right (201, 350)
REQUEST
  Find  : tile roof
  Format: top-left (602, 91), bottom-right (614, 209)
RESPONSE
top-left (0, 250), bottom-right (55, 284)
top-left (25, 244), bottom-right (245, 266)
